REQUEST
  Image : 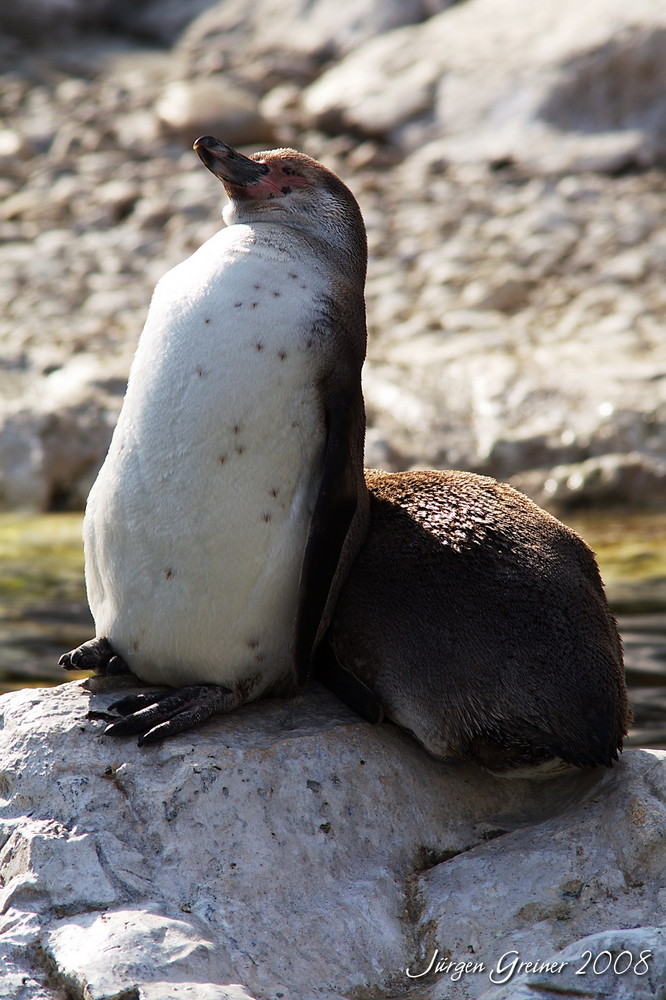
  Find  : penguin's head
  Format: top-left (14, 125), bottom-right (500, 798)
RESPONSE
top-left (193, 135), bottom-right (366, 275)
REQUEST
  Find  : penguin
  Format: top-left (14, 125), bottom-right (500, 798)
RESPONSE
top-left (59, 135), bottom-right (369, 743)
top-left (61, 137), bottom-right (630, 774)
top-left (319, 469), bottom-right (630, 776)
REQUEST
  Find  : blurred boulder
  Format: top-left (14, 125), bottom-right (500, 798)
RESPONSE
top-left (520, 453), bottom-right (666, 510)
top-left (154, 78), bottom-right (275, 145)
top-left (301, 0), bottom-right (666, 171)
top-left (177, 0), bottom-right (438, 90)
top-left (363, 318), bottom-right (666, 498)
top-left (0, 358), bottom-right (124, 511)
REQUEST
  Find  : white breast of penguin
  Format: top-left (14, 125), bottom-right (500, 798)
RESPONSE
top-left (84, 223), bottom-right (329, 690)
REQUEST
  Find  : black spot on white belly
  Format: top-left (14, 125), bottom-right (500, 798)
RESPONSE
top-left (164, 568), bottom-right (174, 579)
top-left (218, 455), bottom-right (227, 465)
top-left (278, 350), bottom-right (287, 361)
top-left (234, 302), bottom-right (242, 308)
top-left (269, 488), bottom-right (279, 498)
top-left (253, 283), bottom-right (261, 290)
top-left (255, 342), bottom-right (264, 352)
top-left (272, 290), bottom-right (281, 298)
top-left (196, 367), bottom-right (208, 377)
top-left (262, 512), bottom-right (271, 522)
top-left (204, 318), bottom-right (211, 324)
top-left (288, 272), bottom-right (298, 279)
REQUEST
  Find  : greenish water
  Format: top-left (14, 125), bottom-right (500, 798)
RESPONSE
top-left (0, 513), bottom-right (91, 690)
top-left (565, 510), bottom-right (666, 748)
top-left (566, 510), bottom-right (666, 614)
top-left (1, 510), bottom-right (665, 746)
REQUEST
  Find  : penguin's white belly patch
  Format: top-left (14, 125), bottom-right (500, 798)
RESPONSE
top-left (84, 226), bottom-right (327, 690)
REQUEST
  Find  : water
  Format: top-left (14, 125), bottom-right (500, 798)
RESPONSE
top-left (564, 509), bottom-right (666, 749)
top-left (0, 514), bottom-right (92, 690)
top-left (1, 510), bottom-right (665, 748)
top-left (619, 614), bottom-right (666, 747)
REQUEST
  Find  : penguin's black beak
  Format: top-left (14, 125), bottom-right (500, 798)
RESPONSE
top-left (193, 135), bottom-right (270, 187)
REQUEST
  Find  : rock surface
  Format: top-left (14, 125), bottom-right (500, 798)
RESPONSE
top-left (301, 0), bottom-right (666, 169)
top-left (0, 680), bottom-right (664, 1000)
top-left (1, 0), bottom-right (666, 511)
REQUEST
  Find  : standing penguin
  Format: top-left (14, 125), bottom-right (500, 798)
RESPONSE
top-left (60, 136), bottom-right (369, 742)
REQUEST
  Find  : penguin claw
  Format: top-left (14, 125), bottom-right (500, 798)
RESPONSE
top-left (59, 636), bottom-right (129, 675)
top-left (104, 684), bottom-right (241, 745)
top-left (107, 691), bottom-right (166, 715)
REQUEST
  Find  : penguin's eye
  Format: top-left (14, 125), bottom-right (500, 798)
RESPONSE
top-left (271, 165), bottom-right (309, 194)
top-left (277, 163), bottom-right (307, 183)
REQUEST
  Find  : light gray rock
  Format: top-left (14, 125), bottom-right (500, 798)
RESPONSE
top-left (0, 410), bottom-right (48, 510)
top-left (154, 78), bottom-right (276, 145)
top-left (302, 20), bottom-right (441, 140)
top-left (417, 748), bottom-right (666, 998)
top-left (0, 357), bottom-right (125, 510)
top-left (534, 453), bottom-right (666, 509)
top-left (301, 0), bottom-right (666, 171)
top-left (477, 928), bottom-right (666, 1000)
top-left (177, 0), bottom-right (434, 92)
top-left (0, 680), bottom-right (664, 1000)
top-left (362, 312), bottom-right (666, 489)
top-left (0, 129), bottom-right (32, 167)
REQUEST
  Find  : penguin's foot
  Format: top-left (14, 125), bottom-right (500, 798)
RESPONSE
top-left (103, 685), bottom-right (241, 745)
top-left (59, 636), bottom-right (129, 675)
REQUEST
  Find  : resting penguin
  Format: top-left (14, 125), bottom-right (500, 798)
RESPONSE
top-left (60, 135), bottom-right (369, 742)
top-left (320, 470), bottom-right (631, 777)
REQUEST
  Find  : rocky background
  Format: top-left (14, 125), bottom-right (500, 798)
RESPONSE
top-left (1, 0), bottom-right (666, 512)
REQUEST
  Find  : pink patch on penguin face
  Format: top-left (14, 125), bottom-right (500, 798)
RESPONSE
top-left (240, 162), bottom-right (310, 201)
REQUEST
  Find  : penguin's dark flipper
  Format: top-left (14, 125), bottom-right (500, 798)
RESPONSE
top-left (59, 636), bottom-right (129, 675)
top-left (294, 386), bottom-right (366, 686)
top-left (103, 684), bottom-right (240, 745)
